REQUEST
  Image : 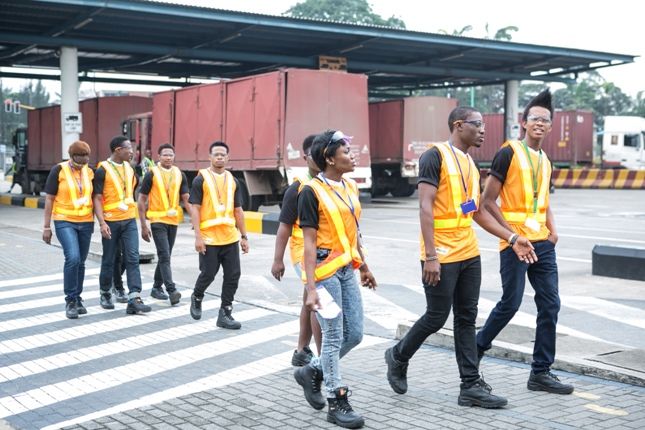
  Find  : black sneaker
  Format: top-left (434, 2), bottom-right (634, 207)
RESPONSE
top-left (384, 347), bottom-right (408, 394)
top-left (217, 306), bottom-right (241, 330)
top-left (327, 387), bottom-right (364, 429)
top-left (113, 288), bottom-right (128, 303)
top-left (150, 287), bottom-right (169, 300)
top-left (294, 364), bottom-right (326, 410)
top-left (168, 289), bottom-right (181, 306)
top-left (292, 346), bottom-right (314, 366)
top-left (65, 301), bottom-right (79, 319)
top-left (100, 292), bottom-right (114, 310)
top-left (458, 378), bottom-right (508, 408)
top-left (126, 297), bottom-right (152, 314)
top-left (527, 371), bottom-right (574, 394)
top-left (190, 294), bottom-right (202, 320)
top-left (76, 298), bottom-right (87, 315)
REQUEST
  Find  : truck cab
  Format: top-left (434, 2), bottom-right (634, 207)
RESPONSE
top-left (602, 116), bottom-right (645, 170)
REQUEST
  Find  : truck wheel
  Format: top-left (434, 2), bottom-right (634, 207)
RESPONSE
top-left (392, 180), bottom-right (416, 197)
top-left (237, 178), bottom-right (252, 211)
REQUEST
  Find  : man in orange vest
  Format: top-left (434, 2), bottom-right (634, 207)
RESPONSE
top-left (476, 90), bottom-right (574, 394)
top-left (137, 143), bottom-right (190, 306)
top-left (385, 106), bottom-right (537, 408)
top-left (188, 141), bottom-right (249, 329)
top-left (271, 134), bottom-right (322, 366)
top-left (93, 136), bottom-right (151, 315)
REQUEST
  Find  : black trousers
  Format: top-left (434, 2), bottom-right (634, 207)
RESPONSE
top-left (394, 256), bottom-right (481, 384)
top-left (193, 241), bottom-right (241, 308)
top-left (151, 223), bottom-right (178, 291)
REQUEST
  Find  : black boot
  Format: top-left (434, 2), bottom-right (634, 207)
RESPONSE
top-left (190, 293), bottom-right (202, 320)
top-left (76, 297), bottom-right (87, 315)
top-left (100, 292), bottom-right (114, 310)
top-left (126, 297), bottom-right (152, 314)
top-left (458, 378), bottom-right (508, 408)
top-left (113, 288), bottom-right (128, 303)
top-left (527, 371), bottom-right (574, 394)
top-left (168, 289), bottom-right (181, 306)
top-left (65, 301), bottom-right (79, 319)
top-left (217, 305), bottom-right (241, 329)
top-left (327, 387), bottom-right (364, 429)
top-left (150, 287), bottom-right (169, 300)
top-left (384, 347), bottom-right (408, 394)
top-left (294, 364), bottom-right (325, 410)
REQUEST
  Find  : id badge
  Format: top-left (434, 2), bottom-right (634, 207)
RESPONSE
top-left (166, 209), bottom-right (177, 217)
top-left (118, 202), bottom-right (129, 212)
top-left (524, 217), bottom-right (541, 232)
top-left (75, 196), bottom-right (88, 206)
top-left (217, 204), bottom-right (226, 212)
top-left (460, 199), bottom-right (477, 215)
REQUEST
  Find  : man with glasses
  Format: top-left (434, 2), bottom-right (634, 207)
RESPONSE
top-left (188, 141), bottom-right (249, 329)
top-left (93, 136), bottom-right (151, 314)
top-left (385, 106), bottom-right (536, 408)
top-left (476, 89), bottom-right (574, 394)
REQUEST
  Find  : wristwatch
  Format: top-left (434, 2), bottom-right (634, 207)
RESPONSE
top-left (240, 234), bottom-right (248, 240)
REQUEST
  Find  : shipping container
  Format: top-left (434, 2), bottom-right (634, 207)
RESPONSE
top-left (150, 69), bottom-right (371, 210)
top-left (24, 96), bottom-right (152, 193)
top-left (369, 96), bottom-right (457, 196)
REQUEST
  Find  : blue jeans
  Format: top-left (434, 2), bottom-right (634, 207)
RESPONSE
top-left (53, 221), bottom-right (94, 303)
top-left (99, 219), bottom-right (142, 297)
top-left (477, 240), bottom-right (560, 373)
top-left (310, 264), bottom-right (364, 397)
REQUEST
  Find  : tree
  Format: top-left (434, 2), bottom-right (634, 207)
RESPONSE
top-left (0, 79), bottom-right (51, 147)
top-left (438, 25), bottom-right (472, 36)
top-left (284, 0), bottom-right (406, 28)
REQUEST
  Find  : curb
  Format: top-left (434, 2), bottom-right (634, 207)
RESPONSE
top-left (396, 322), bottom-right (645, 387)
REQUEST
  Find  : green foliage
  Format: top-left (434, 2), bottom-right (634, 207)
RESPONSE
top-left (284, 0), bottom-right (406, 28)
top-left (0, 79), bottom-right (51, 146)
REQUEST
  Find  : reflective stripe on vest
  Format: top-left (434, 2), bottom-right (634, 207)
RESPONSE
top-left (290, 176), bottom-right (309, 240)
top-left (502, 141), bottom-right (550, 223)
top-left (432, 142), bottom-right (479, 230)
top-left (146, 165), bottom-right (182, 218)
top-left (301, 178), bottom-right (361, 283)
top-left (199, 169), bottom-right (235, 229)
top-left (99, 161), bottom-right (135, 211)
top-left (53, 162), bottom-right (93, 216)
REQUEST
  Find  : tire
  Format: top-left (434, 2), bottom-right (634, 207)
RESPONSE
top-left (236, 178), bottom-right (252, 211)
top-left (391, 180), bottom-right (416, 197)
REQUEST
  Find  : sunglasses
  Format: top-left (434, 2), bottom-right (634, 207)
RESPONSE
top-left (323, 130), bottom-right (353, 156)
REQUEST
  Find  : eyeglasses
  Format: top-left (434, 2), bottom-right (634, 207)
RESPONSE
top-left (456, 120), bottom-right (485, 129)
top-left (323, 130), bottom-right (353, 156)
top-left (527, 115), bottom-right (552, 125)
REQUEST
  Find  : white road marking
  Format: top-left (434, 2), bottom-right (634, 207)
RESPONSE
top-left (559, 295), bottom-right (645, 330)
top-left (0, 268), bottom-right (101, 289)
top-left (0, 279), bottom-right (99, 300)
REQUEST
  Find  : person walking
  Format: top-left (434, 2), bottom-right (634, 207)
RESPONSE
top-left (188, 141), bottom-right (249, 329)
top-left (476, 89), bottom-right (574, 394)
top-left (294, 130), bottom-right (376, 429)
top-left (93, 136), bottom-right (151, 315)
top-left (137, 143), bottom-right (190, 306)
top-left (383, 106), bottom-right (537, 408)
top-left (271, 134), bottom-right (322, 366)
top-left (42, 140), bottom-right (94, 319)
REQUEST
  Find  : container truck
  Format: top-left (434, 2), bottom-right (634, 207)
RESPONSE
top-left (601, 116), bottom-right (645, 170)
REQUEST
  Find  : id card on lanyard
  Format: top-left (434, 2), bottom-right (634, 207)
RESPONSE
top-left (108, 160), bottom-right (130, 211)
top-left (521, 141), bottom-right (542, 232)
top-left (448, 142), bottom-right (477, 214)
top-left (319, 174), bottom-right (362, 241)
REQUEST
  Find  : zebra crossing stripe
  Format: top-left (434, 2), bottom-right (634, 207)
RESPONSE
top-left (0, 279), bottom-right (99, 300)
top-left (360, 287), bottom-right (419, 330)
top-left (559, 295), bottom-right (645, 330)
top-left (0, 268), bottom-right (101, 289)
top-left (40, 335), bottom-right (388, 430)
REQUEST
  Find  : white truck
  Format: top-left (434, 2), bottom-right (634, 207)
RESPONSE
top-left (602, 116), bottom-right (645, 169)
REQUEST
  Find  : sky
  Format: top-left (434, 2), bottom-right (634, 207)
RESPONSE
top-left (2, 0), bottom-right (643, 99)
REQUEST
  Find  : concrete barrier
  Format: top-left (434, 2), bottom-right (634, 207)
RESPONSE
top-left (592, 245), bottom-right (645, 281)
top-left (552, 168), bottom-right (645, 189)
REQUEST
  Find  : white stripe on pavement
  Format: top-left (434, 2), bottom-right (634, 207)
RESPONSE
top-left (0, 268), bottom-right (101, 289)
top-left (0, 308), bottom-right (273, 383)
top-left (40, 335), bottom-right (388, 430)
top-left (559, 295), bottom-right (645, 330)
top-left (360, 287), bottom-right (420, 331)
top-left (0, 279), bottom-right (99, 300)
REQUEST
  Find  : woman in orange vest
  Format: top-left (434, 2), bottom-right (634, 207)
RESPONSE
top-left (293, 130), bottom-right (376, 429)
top-left (42, 140), bottom-right (94, 319)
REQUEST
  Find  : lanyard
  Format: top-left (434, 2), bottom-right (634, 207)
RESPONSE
top-left (207, 169), bottom-right (227, 204)
top-left (68, 161), bottom-right (84, 195)
top-left (447, 141), bottom-right (472, 201)
top-left (108, 160), bottom-right (127, 200)
top-left (319, 174), bottom-right (359, 229)
top-left (159, 164), bottom-right (175, 197)
top-left (521, 140), bottom-right (542, 213)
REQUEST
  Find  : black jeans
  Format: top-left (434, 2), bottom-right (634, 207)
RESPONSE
top-left (113, 238), bottom-right (126, 290)
top-left (151, 223), bottom-right (178, 291)
top-left (193, 241), bottom-right (241, 307)
top-left (99, 219), bottom-right (142, 296)
top-left (394, 256), bottom-right (481, 384)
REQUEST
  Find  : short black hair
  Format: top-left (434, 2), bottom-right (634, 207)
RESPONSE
top-left (209, 141), bottom-right (229, 154)
top-left (158, 143), bottom-right (174, 154)
top-left (522, 89), bottom-right (553, 121)
top-left (310, 130), bottom-right (345, 171)
top-left (448, 106), bottom-right (479, 132)
top-left (302, 134), bottom-right (317, 155)
top-left (109, 136), bottom-right (129, 153)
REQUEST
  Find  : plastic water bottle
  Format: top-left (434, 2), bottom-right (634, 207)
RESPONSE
top-left (316, 286), bottom-right (341, 319)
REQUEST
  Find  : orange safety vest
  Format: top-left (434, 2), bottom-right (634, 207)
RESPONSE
top-left (419, 142), bottom-right (480, 263)
top-left (52, 162), bottom-right (94, 221)
top-left (288, 175), bottom-right (311, 265)
top-left (98, 160), bottom-right (136, 221)
top-left (146, 164), bottom-right (183, 225)
top-left (198, 169), bottom-right (238, 246)
top-left (301, 177), bottom-right (362, 283)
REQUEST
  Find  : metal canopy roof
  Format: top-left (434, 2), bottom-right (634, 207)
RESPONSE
top-left (0, 0), bottom-right (636, 94)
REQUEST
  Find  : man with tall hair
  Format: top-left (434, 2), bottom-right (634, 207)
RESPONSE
top-left (188, 141), bottom-right (249, 329)
top-left (137, 143), bottom-right (190, 306)
top-left (93, 136), bottom-right (151, 314)
top-left (476, 89), bottom-right (574, 394)
top-left (385, 106), bottom-right (537, 408)
top-left (271, 134), bottom-right (322, 366)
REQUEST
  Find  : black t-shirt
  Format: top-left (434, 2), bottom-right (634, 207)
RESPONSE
top-left (138, 170), bottom-right (190, 196)
top-left (189, 173), bottom-right (243, 207)
top-left (92, 165), bottom-right (139, 196)
top-left (44, 164), bottom-right (63, 196)
top-left (489, 146), bottom-right (553, 185)
top-left (417, 147), bottom-right (442, 188)
top-left (297, 180), bottom-right (323, 230)
top-left (279, 181), bottom-right (300, 225)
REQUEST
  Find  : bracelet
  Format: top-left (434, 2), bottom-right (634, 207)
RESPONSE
top-left (508, 233), bottom-right (519, 246)
top-left (43, 227), bottom-right (51, 230)
top-left (240, 235), bottom-right (248, 240)
top-left (425, 255), bottom-right (439, 262)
